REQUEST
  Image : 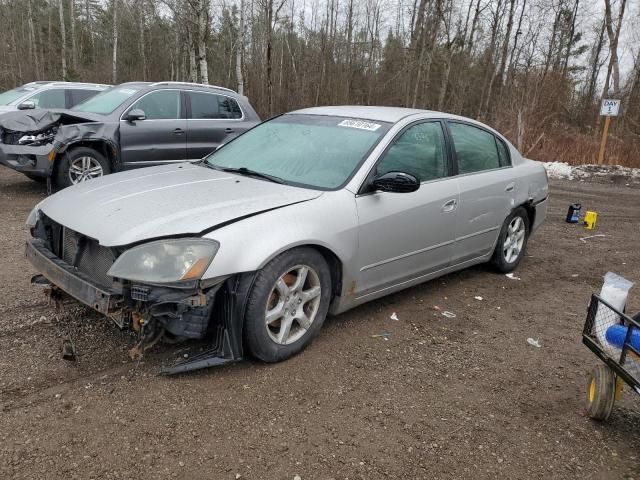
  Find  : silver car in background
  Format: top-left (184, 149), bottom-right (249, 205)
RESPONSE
top-left (25, 106), bottom-right (548, 372)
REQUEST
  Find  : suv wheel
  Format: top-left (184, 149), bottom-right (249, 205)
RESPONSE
top-left (54, 147), bottom-right (111, 190)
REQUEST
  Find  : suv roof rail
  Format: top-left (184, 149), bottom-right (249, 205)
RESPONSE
top-left (24, 81), bottom-right (110, 88)
top-left (150, 81), bottom-right (236, 94)
top-left (46, 82), bottom-right (110, 88)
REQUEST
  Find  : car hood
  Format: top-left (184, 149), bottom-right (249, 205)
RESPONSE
top-left (0, 108), bottom-right (103, 133)
top-left (38, 163), bottom-right (323, 247)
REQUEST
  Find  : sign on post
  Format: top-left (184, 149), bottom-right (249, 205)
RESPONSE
top-left (600, 99), bottom-right (620, 117)
top-left (597, 99), bottom-right (620, 165)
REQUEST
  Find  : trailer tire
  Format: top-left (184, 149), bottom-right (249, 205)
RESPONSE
top-left (586, 365), bottom-right (616, 421)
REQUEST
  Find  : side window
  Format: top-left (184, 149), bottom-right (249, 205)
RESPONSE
top-left (218, 96), bottom-right (242, 119)
top-left (376, 122), bottom-right (448, 182)
top-left (189, 92), bottom-right (242, 119)
top-left (129, 90), bottom-right (181, 120)
top-left (28, 89), bottom-right (66, 108)
top-left (69, 89), bottom-right (99, 107)
top-left (448, 122), bottom-right (501, 174)
top-left (495, 138), bottom-right (511, 167)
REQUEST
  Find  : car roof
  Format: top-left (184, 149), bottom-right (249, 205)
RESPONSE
top-left (288, 106), bottom-right (437, 123)
top-left (114, 81), bottom-right (239, 96)
top-left (289, 105), bottom-right (490, 125)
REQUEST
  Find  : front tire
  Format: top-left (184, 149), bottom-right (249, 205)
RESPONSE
top-left (53, 147), bottom-right (111, 190)
top-left (490, 207), bottom-right (529, 273)
top-left (244, 248), bottom-right (332, 363)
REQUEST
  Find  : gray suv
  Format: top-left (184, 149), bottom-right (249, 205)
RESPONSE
top-left (0, 82), bottom-right (260, 189)
top-left (0, 81), bottom-right (109, 113)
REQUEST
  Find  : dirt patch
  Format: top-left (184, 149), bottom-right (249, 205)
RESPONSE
top-left (1, 167), bottom-right (639, 479)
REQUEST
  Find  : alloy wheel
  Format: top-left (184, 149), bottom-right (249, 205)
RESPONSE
top-left (265, 265), bottom-right (322, 345)
top-left (68, 156), bottom-right (104, 184)
top-left (503, 216), bottom-right (526, 264)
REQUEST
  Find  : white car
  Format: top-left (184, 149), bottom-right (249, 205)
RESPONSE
top-left (25, 106), bottom-right (548, 373)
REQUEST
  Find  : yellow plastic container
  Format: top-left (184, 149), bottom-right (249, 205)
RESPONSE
top-left (584, 211), bottom-right (598, 230)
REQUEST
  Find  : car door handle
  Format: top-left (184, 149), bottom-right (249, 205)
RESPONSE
top-left (173, 128), bottom-right (185, 135)
top-left (505, 183), bottom-right (515, 192)
top-left (442, 199), bottom-right (457, 212)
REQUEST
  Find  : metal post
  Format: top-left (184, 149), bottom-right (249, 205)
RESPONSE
top-left (597, 116), bottom-right (611, 165)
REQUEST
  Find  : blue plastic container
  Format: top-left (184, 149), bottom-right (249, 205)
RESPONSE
top-left (605, 325), bottom-right (640, 351)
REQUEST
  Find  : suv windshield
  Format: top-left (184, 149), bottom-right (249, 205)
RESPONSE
top-left (204, 114), bottom-right (390, 189)
top-left (0, 86), bottom-right (36, 105)
top-left (72, 86), bottom-right (141, 114)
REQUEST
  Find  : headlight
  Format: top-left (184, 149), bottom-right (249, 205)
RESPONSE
top-left (107, 238), bottom-right (219, 284)
top-left (26, 206), bottom-right (40, 228)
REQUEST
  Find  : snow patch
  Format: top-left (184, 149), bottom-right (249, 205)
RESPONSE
top-left (542, 161), bottom-right (640, 181)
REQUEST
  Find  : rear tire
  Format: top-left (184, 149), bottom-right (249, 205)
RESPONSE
top-left (490, 207), bottom-right (529, 273)
top-left (244, 247), bottom-right (332, 363)
top-left (586, 365), bottom-right (616, 421)
top-left (53, 147), bottom-right (111, 191)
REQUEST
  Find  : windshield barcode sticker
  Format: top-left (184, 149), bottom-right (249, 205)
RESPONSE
top-left (338, 119), bottom-right (381, 131)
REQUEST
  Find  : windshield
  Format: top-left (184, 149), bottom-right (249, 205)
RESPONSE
top-left (72, 86), bottom-right (141, 114)
top-left (205, 114), bottom-right (390, 189)
top-left (0, 86), bottom-right (36, 105)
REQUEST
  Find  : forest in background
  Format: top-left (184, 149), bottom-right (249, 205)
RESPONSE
top-left (0, 0), bottom-right (639, 167)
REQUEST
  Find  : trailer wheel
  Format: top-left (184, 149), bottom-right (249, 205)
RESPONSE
top-left (586, 365), bottom-right (616, 421)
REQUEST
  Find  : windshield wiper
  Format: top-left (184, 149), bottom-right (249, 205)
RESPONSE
top-left (219, 166), bottom-right (285, 184)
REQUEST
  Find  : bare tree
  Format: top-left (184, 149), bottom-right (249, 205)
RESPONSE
top-left (602, 0), bottom-right (627, 96)
top-left (58, 0), bottom-right (67, 80)
top-left (112, 0), bottom-right (118, 84)
top-left (236, 0), bottom-right (245, 94)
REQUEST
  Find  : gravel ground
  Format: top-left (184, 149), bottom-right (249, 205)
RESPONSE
top-left (0, 167), bottom-right (639, 480)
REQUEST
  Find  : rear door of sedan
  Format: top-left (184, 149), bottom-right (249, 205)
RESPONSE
top-left (355, 120), bottom-right (459, 296)
top-left (446, 121), bottom-right (515, 264)
top-left (185, 91), bottom-right (245, 160)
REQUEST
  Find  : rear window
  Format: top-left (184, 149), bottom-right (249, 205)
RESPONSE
top-left (448, 122), bottom-right (501, 174)
top-left (72, 87), bottom-right (141, 114)
top-left (188, 91), bottom-right (242, 119)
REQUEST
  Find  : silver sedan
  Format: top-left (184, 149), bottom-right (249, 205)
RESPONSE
top-left (25, 106), bottom-right (548, 372)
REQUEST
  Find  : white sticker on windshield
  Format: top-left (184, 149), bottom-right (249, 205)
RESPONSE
top-left (338, 119), bottom-right (381, 131)
top-left (118, 88), bottom-right (137, 95)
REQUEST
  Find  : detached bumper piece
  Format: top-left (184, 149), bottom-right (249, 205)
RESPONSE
top-left (25, 238), bottom-right (123, 320)
top-left (160, 275), bottom-right (254, 375)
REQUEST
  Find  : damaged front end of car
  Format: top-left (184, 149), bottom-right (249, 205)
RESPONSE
top-left (26, 211), bottom-right (252, 374)
top-left (0, 109), bottom-right (112, 178)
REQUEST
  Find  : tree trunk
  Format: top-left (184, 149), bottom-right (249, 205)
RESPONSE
top-left (236, 0), bottom-right (245, 94)
top-left (602, 0), bottom-right (627, 97)
top-left (27, 0), bottom-right (40, 79)
top-left (197, 0), bottom-right (209, 84)
top-left (59, 0), bottom-right (67, 80)
top-left (70, 0), bottom-right (77, 72)
top-left (112, 0), bottom-right (118, 84)
top-left (138, 0), bottom-right (147, 81)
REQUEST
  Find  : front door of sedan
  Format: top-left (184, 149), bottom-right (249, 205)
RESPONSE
top-left (185, 91), bottom-right (245, 160)
top-left (446, 121), bottom-right (516, 264)
top-left (119, 89), bottom-right (187, 167)
top-left (355, 121), bottom-right (459, 296)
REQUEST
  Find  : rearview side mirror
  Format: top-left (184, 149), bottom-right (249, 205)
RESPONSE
top-left (372, 171), bottom-right (420, 193)
top-left (126, 109), bottom-right (146, 122)
top-left (17, 100), bottom-right (36, 110)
